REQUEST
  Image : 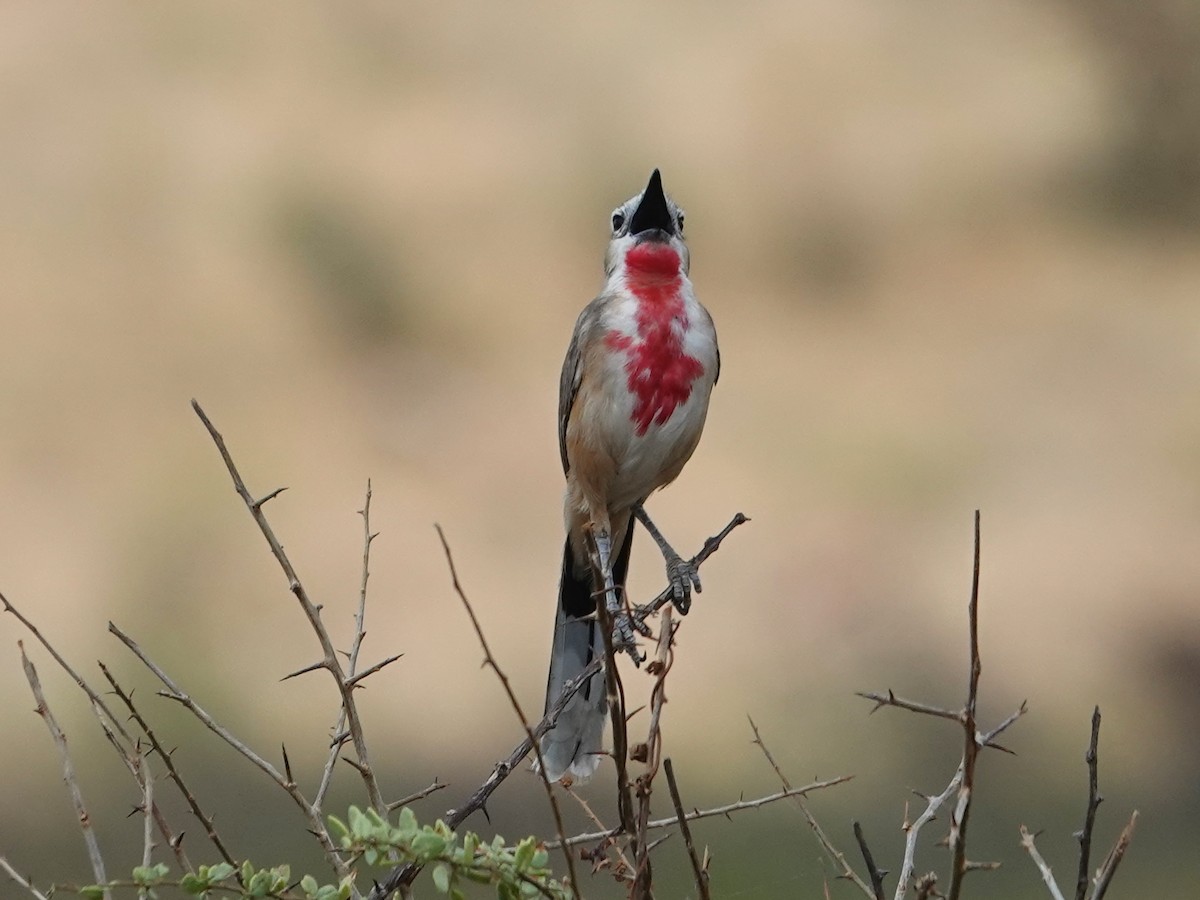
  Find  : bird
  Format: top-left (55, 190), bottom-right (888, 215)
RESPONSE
top-left (538, 169), bottom-right (720, 784)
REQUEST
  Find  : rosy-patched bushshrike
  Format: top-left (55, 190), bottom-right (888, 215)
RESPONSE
top-left (539, 170), bottom-right (719, 783)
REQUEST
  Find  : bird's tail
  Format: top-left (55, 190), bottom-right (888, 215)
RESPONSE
top-left (537, 520), bottom-right (634, 783)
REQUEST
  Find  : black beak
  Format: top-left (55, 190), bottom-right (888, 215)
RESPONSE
top-left (628, 169), bottom-right (674, 238)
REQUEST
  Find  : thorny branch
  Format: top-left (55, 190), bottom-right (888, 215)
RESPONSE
top-left (548, 777), bottom-right (853, 848)
top-left (19, 642), bottom-right (109, 898)
top-left (946, 509), bottom-right (983, 900)
top-left (108, 622), bottom-right (352, 883)
top-left (192, 400), bottom-right (387, 814)
top-left (749, 716), bottom-right (873, 897)
top-left (100, 663), bottom-right (239, 871)
top-left (664, 758), bottom-right (710, 900)
top-left (315, 481), bottom-right (380, 813)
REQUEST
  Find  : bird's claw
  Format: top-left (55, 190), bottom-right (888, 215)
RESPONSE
top-left (666, 553), bottom-right (701, 614)
top-left (612, 612), bottom-right (645, 665)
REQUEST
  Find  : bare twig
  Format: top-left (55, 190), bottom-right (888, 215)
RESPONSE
top-left (19, 643), bottom-right (109, 896)
top-left (946, 510), bottom-right (983, 900)
top-left (1075, 707), bottom-right (1102, 900)
top-left (748, 716), bottom-right (873, 897)
top-left (432, 524), bottom-right (579, 894)
top-left (191, 400), bottom-right (386, 813)
top-left (100, 663), bottom-right (238, 871)
top-left (315, 481), bottom-right (380, 811)
top-left (853, 821), bottom-right (887, 900)
top-left (549, 777), bottom-right (853, 848)
top-left (1020, 826), bottom-right (1067, 900)
top-left (1089, 811), bottom-right (1137, 900)
top-left (108, 622), bottom-right (351, 882)
top-left (387, 779), bottom-right (448, 811)
top-left (0, 856), bottom-right (51, 900)
top-left (137, 751), bottom-right (155, 900)
top-left (664, 758), bottom-right (710, 900)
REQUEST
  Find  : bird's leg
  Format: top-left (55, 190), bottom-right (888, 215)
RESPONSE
top-left (592, 526), bottom-right (641, 661)
top-left (633, 504), bottom-right (701, 614)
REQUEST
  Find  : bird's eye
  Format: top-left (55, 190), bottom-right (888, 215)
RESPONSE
top-left (611, 212), bottom-right (625, 233)
top-left (676, 212), bottom-right (685, 232)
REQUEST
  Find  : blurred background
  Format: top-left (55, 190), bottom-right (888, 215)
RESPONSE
top-left (1, 2), bottom-right (1198, 897)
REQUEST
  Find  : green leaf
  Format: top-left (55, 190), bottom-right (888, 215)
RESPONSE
top-left (432, 863), bottom-right (451, 893)
top-left (78, 887), bottom-right (106, 900)
top-left (180, 873), bottom-right (205, 894)
top-left (396, 806), bottom-right (418, 836)
top-left (208, 861), bottom-right (236, 882)
top-left (300, 874), bottom-right (319, 896)
top-left (327, 814), bottom-right (349, 842)
top-left (337, 873), bottom-right (356, 900)
top-left (411, 830), bottom-right (447, 857)
top-left (513, 837), bottom-right (535, 872)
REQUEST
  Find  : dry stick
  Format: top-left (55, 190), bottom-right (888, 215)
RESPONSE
top-left (108, 622), bottom-right (352, 883)
top-left (852, 821), bottom-right (887, 900)
top-left (370, 657), bottom-right (606, 899)
top-left (549, 778), bottom-right (853, 849)
top-left (387, 779), bottom-right (448, 812)
top-left (747, 715), bottom-right (873, 897)
top-left (191, 400), bottom-right (386, 814)
top-left (0, 857), bottom-right (50, 900)
top-left (946, 509), bottom-right (982, 900)
top-left (138, 751), bottom-right (154, 900)
top-left (315, 480), bottom-right (380, 811)
top-left (631, 609), bottom-right (677, 897)
top-left (432, 525), bottom-right (580, 893)
top-left (1075, 707), bottom-right (1102, 900)
top-left (1, 594), bottom-right (190, 873)
top-left (1019, 826), bottom-right (1067, 900)
top-left (1089, 810), bottom-right (1137, 900)
top-left (663, 758), bottom-right (710, 900)
top-left (100, 664), bottom-right (239, 871)
top-left (18, 643), bottom-right (110, 897)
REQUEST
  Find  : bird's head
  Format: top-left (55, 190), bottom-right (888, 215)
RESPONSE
top-left (604, 169), bottom-right (689, 281)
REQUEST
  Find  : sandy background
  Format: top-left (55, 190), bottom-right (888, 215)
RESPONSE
top-left (1, 3), bottom-right (1198, 897)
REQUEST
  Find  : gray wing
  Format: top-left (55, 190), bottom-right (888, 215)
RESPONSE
top-left (558, 299), bottom-right (604, 475)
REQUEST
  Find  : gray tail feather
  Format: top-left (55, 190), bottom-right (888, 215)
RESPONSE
top-left (537, 527), bottom-right (633, 782)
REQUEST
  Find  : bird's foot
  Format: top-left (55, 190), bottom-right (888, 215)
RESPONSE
top-left (633, 504), bottom-right (701, 614)
top-left (664, 550), bottom-right (701, 614)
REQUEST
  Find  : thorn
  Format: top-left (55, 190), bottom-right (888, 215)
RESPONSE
top-left (252, 486), bottom-right (288, 509)
top-left (280, 660), bottom-right (325, 682)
